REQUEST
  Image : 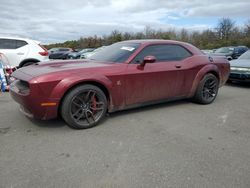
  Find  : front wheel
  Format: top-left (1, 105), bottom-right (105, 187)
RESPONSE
top-left (193, 74), bottom-right (219, 104)
top-left (61, 85), bottom-right (108, 129)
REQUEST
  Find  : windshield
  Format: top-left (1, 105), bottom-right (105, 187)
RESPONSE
top-left (89, 42), bottom-right (140, 63)
top-left (215, 47), bottom-right (234, 53)
top-left (239, 50), bottom-right (250, 60)
top-left (80, 48), bottom-right (94, 53)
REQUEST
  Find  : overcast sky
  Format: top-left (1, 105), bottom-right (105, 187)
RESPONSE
top-left (0, 0), bottom-right (249, 44)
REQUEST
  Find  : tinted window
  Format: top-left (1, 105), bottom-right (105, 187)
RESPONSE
top-left (16, 40), bottom-right (28, 48)
top-left (215, 47), bottom-right (233, 53)
top-left (0, 39), bottom-right (16, 49)
top-left (89, 42), bottom-right (140, 63)
top-left (59, 48), bottom-right (70, 51)
top-left (131, 44), bottom-right (192, 64)
top-left (0, 39), bottom-right (27, 49)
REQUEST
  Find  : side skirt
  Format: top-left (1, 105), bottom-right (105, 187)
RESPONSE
top-left (109, 95), bottom-right (188, 113)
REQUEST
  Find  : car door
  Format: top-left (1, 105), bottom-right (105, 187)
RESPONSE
top-left (125, 44), bottom-right (192, 105)
top-left (14, 40), bottom-right (29, 64)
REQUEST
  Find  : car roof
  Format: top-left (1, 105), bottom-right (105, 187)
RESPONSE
top-left (120, 39), bottom-right (189, 45)
top-left (0, 35), bottom-right (40, 44)
top-left (118, 39), bottom-right (202, 55)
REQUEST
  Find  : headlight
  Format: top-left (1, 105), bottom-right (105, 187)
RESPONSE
top-left (230, 67), bottom-right (250, 72)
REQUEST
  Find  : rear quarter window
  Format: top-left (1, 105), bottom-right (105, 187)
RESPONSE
top-left (16, 40), bottom-right (28, 48)
top-left (59, 49), bottom-right (70, 51)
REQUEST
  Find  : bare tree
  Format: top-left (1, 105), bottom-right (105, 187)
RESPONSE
top-left (179, 28), bottom-right (189, 42)
top-left (216, 18), bottom-right (235, 40)
top-left (244, 20), bottom-right (250, 36)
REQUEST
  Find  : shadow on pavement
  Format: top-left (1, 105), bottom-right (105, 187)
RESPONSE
top-left (28, 118), bottom-right (66, 129)
top-left (26, 99), bottom-right (190, 129)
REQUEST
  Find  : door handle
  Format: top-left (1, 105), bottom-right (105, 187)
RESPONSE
top-left (175, 65), bottom-right (182, 68)
top-left (17, 52), bottom-right (24, 55)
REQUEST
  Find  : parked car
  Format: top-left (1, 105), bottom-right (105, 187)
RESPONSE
top-left (49, 48), bottom-right (73, 60)
top-left (80, 46), bottom-right (106, 59)
top-left (201, 49), bottom-right (213, 54)
top-left (211, 46), bottom-right (248, 60)
top-left (10, 40), bottom-right (230, 129)
top-left (0, 36), bottom-right (49, 67)
top-left (67, 48), bottom-right (95, 59)
top-left (229, 50), bottom-right (250, 82)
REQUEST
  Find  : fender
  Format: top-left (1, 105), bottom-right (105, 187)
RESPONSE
top-left (188, 64), bottom-right (220, 98)
top-left (19, 58), bottom-right (40, 67)
top-left (49, 73), bottom-right (113, 102)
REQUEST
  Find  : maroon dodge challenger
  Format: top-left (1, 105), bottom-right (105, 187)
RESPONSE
top-left (10, 40), bottom-right (230, 129)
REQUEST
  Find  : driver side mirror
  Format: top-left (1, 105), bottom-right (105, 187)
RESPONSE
top-left (137, 55), bottom-right (156, 70)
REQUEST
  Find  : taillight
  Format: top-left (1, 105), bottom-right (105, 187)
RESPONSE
top-left (38, 44), bottom-right (49, 56)
top-left (5, 68), bottom-right (13, 75)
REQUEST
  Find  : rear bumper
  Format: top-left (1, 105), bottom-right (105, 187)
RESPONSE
top-left (9, 81), bottom-right (60, 120)
top-left (229, 72), bottom-right (250, 82)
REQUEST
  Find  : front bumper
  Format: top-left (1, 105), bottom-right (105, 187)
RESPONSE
top-left (9, 80), bottom-right (60, 120)
top-left (229, 72), bottom-right (250, 82)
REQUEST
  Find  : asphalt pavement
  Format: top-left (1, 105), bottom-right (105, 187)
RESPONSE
top-left (0, 83), bottom-right (250, 188)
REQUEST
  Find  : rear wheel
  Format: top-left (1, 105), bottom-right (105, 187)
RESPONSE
top-left (193, 74), bottom-right (219, 104)
top-left (61, 85), bottom-right (107, 129)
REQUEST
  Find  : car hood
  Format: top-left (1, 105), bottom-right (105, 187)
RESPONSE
top-left (13, 60), bottom-right (112, 79)
top-left (230, 59), bottom-right (250, 68)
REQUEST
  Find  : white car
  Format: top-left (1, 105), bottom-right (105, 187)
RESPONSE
top-left (0, 36), bottom-right (49, 68)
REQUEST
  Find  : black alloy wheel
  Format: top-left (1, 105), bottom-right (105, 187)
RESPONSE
top-left (61, 85), bottom-right (107, 129)
top-left (193, 74), bottom-right (219, 104)
top-left (202, 77), bottom-right (217, 101)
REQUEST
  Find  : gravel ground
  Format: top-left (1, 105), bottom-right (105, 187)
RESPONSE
top-left (0, 83), bottom-right (250, 188)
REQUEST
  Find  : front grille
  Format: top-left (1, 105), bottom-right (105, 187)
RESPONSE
top-left (15, 80), bottom-right (30, 94)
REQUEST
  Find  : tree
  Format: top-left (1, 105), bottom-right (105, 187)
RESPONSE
top-left (179, 28), bottom-right (189, 42)
top-left (244, 20), bottom-right (250, 36)
top-left (110, 30), bottom-right (122, 43)
top-left (216, 18), bottom-right (235, 40)
top-left (45, 17), bottom-right (249, 50)
top-left (144, 26), bottom-right (155, 39)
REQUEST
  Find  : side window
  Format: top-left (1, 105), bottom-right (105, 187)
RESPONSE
top-left (131, 44), bottom-right (192, 64)
top-left (59, 48), bottom-right (69, 51)
top-left (234, 48), bottom-right (240, 53)
top-left (242, 47), bottom-right (248, 53)
top-left (16, 40), bottom-right (28, 48)
top-left (0, 39), bottom-right (16, 49)
top-left (0, 39), bottom-right (27, 49)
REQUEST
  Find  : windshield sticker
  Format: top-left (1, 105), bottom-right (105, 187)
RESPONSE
top-left (120, 46), bottom-right (135, 51)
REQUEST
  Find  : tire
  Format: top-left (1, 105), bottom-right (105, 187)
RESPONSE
top-left (61, 85), bottom-right (108, 129)
top-left (193, 74), bottom-right (219, 104)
